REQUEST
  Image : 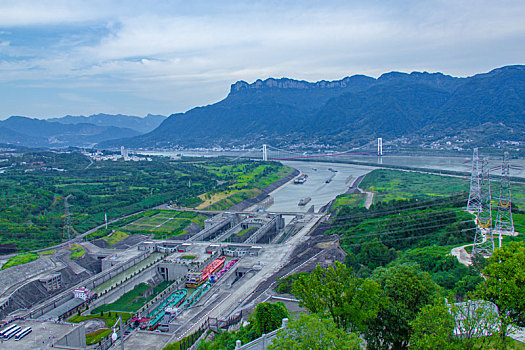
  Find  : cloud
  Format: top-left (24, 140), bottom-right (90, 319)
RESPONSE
top-left (0, 0), bottom-right (524, 118)
top-left (0, 1), bottom-right (101, 26)
top-left (58, 92), bottom-right (98, 103)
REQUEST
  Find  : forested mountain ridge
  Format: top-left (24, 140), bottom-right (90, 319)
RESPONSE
top-left (101, 65), bottom-right (524, 149)
top-left (49, 113), bottom-right (166, 133)
top-left (0, 116), bottom-right (141, 148)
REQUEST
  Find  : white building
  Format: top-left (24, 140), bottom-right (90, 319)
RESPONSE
top-left (73, 287), bottom-right (94, 301)
top-left (120, 146), bottom-right (129, 160)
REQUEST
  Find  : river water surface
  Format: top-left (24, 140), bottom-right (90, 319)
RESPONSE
top-left (139, 150), bottom-right (524, 213)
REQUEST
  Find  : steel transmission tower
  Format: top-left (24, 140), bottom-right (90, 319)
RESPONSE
top-left (472, 157), bottom-right (494, 257)
top-left (467, 148), bottom-right (482, 212)
top-left (63, 194), bottom-right (72, 244)
top-left (494, 152), bottom-right (515, 247)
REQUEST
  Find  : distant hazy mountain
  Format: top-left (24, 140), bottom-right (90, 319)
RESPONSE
top-left (49, 113), bottom-right (166, 133)
top-left (101, 65), bottom-right (524, 149)
top-left (0, 116), bottom-right (141, 148)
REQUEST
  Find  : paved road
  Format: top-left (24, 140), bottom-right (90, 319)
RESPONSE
top-left (451, 244), bottom-right (473, 266)
top-left (364, 192), bottom-right (374, 209)
top-left (164, 214), bottom-right (323, 345)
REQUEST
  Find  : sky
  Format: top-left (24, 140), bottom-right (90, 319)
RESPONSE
top-left (0, 0), bottom-right (524, 119)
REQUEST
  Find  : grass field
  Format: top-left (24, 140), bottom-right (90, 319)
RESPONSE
top-left (102, 231), bottom-right (129, 245)
top-left (1, 252), bottom-right (39, 270)
top-left (196, 162), bottom-right (294, 210)
top-left (69, 244), bottom-right (85, 259)
top-left (205, 189), bottom-right (261, 211)
top-left (331, 193), bottom-right (366, 211)
top-left (360, 169), bottom-right (469, 203)
top-left (38, 249), bottom-right (55, 256)
top-left (85, 328), bottom-right (112, 345)
top-left (121, 210), bottom-right (207, 238)
top-left (68, 311), bottom-right (132, 327)
top-left (91, 281), bottom-right (170, 313)
top-left (68, 312), bottom-right (132, 345)
top-left (512, 182), bottom-right (525, 208)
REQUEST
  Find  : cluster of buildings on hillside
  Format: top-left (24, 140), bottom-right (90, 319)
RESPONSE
top-left (82, 147), bottom-right (152, 162)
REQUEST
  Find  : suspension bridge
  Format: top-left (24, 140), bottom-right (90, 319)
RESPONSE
top-left (233, 138), bottom-right (384, 161)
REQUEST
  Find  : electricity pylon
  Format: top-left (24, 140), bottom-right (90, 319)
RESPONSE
top-left (472, 157), bottom-right (494, 258)
top-left (63, 194), bottom-right (72, 245)
top-left (467, 148), bottom-right (482, 212)
top-left (494, 152), bottom-right (515, 247)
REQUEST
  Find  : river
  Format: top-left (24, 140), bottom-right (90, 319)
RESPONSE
top-left (138, 150), bottom-right (525, 213)
top-left (266, 161), bottom-right (374, 213)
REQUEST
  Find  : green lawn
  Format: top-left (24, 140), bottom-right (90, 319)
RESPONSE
top-left (120, 210), bottom-right (207, 238)
top-left (236, 227), bottom-right (255, 237)
top-left (331, 193), bottom-right (366, 211)
top-left (197, 162), bottom-right (293, 210)
top-left (86, 328), bottom-right (112, 345)
top-left (69, 244), bottom-right (85, 259)
top-left (511, 338), bottom-right (525, 350)
top-left (102, 231), bottom-right (129, 245)
top-left (91, 281), bottom-right (170, 313)
top-left (69, 312), bottom-right (131, 345)
top-left (206, 189), bottom-right (261, 211)
top-left (360, 169), bottom-right (469, 203)
top-left (39, 249), bottom-right (55, 256)
top-left (1, 252), bottom-right (39, 270)
top-left (68, 311), bottom-right (132, 328)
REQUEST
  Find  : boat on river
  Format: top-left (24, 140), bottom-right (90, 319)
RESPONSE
top-left (298, 197), bottom-right (311, 206)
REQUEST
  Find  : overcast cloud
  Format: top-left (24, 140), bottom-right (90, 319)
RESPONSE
top-left (0, 0), bottom-right (524, 118)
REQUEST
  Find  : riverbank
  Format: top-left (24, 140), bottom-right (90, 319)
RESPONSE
top-left (228, 169), bottom-right (300, 211)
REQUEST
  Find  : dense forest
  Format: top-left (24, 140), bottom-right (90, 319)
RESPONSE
top-left (0, 150), bottom-right (289, 252)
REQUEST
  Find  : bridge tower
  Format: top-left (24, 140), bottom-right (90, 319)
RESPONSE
top-left (377, 138), bottom-right (383, 156)
top-left (494, 152), bottom-right (514, 247)
top-left (472, 157), bottom-right (494, 258)
top-left (262, 144), bottom-right (268, 161)
top-left (467, 148), bottom-right (482, 212)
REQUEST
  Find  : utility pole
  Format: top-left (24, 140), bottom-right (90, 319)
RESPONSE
top-left (467, 148), bottom-right (482, 212)
top-left (472, 157), bottom-right (494, 258)
top-left (494, 152), bottom-right (515, 247)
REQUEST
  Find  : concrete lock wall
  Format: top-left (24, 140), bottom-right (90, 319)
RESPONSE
top-left (56, 324), bottom-right (87, 348)
top-left (158, 262), bottom-right (189, 281)
top-left (31, 251), bottom-right (151, 319)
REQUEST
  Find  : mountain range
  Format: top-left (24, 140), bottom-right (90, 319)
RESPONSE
top-left (0, 114), bottom-right (166, 148)
top-left (100, 65), bottom-right (525, 149)
top-left (1, 66), bottom-right (523, 149)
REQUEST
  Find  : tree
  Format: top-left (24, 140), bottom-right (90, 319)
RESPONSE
top-left (476, 242), bottom-right (525, 348)
top-left (365, 263), bottom-right (439, 350)
top-left (451, 299), bottom-right (499, 350)
top-left (250, 302), bottom-right (289, 336)
top-left (292, 262), bottom-right (381, 332)
top-left (268, 313), bottom-right (361, 350)
top-left (409, 300), bottom-right (457, 350)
